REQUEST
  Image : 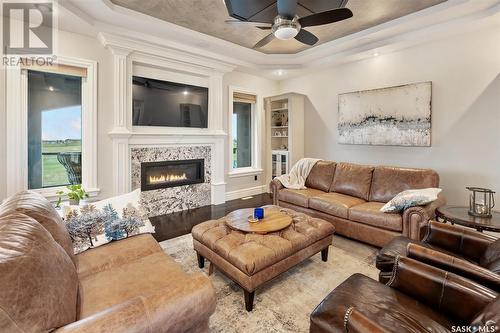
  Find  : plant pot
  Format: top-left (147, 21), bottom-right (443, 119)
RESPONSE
top-left (69, 199), bottom-right (79, 206)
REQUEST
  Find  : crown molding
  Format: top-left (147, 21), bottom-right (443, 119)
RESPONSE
top-left (65, 0), bottom-right (500, 79)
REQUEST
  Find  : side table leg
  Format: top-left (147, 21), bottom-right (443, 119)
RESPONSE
top-left (321, 247), bottom-right (329, 262)
top-left (208, 262), bottom-right (214, 276)
top-left (244, 290), bottom-right (255, 312)
top-left (197, 253), bottom-right (205, 269)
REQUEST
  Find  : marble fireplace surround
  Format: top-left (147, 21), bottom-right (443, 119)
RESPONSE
top-left (101, 32), bottom-right (233, 208)
top-left (131, 145), bottom-right (212, 217)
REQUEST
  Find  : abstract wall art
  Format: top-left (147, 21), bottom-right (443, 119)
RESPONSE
top-left (338, 82), bottom-right (432, 146)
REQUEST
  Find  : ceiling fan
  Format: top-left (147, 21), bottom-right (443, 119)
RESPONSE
top-left (224, 0), bottom-right (353, 49)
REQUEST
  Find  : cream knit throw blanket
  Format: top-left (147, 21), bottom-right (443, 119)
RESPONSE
top-left (276, 158), bottom-right (320, 189)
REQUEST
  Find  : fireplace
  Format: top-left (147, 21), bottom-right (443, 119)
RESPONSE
top-left (141, 159), bottom-right (205, 191)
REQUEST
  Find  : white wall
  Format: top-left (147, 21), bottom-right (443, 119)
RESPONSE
top-left (279, 26), bottom-right (500, 205)
top-left (0, 64), bottom-right (5, 201)
top-left (223, 71), bottom-right (279, 195)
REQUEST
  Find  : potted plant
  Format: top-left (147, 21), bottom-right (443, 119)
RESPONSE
top-left (57, 184), bottom-right (89, 206)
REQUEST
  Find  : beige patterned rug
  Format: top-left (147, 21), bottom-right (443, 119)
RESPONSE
top-left (160, 234), bottom-right (379, 333)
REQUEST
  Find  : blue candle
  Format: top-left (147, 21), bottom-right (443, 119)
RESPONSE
top-left (254, 207), bottom-right (264, 220)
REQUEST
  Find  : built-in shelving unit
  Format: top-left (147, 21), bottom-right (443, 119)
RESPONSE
top-left (264, 93), bottom-right (305, 182)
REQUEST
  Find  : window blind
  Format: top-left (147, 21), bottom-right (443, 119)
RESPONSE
top-left (233, 92), bottom-right (256, 104)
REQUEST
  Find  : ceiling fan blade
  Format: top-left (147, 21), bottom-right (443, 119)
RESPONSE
top-left (224, 19), bottom-right (273, 28)
top-left (277, 0), bottom-right (298, 19)
top-left (253, 33), bottom-right (276, 49)
top-left (299, 8), bottom-right (353, 28)
top-left (294, 29), bottom-right (319, 46)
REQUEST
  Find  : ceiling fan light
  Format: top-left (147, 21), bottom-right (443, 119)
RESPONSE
top-left (274, 26), bottom-right (299, 40)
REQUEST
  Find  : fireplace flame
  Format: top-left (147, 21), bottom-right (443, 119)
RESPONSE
top-left (149, 173), bottom-right (187, 184)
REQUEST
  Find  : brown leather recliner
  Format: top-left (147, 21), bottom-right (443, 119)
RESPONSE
top-left (310, 256), bottom-right (499, 333)
top-left (271, 161), bottom-right (445, 247)
top-left (376, 221), bottom-right (500, 290)
top-left (0, 191), bottom-right (216, 333)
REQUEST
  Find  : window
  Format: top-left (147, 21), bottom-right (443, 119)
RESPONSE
top-left (228, 89), bottom-right (263, 177)
top-left (232, 101), bottom-right (252, 168)
top-left (28, 71), bottom-right (83, 189)
top-left (5, 56), bottom-right (97, 199)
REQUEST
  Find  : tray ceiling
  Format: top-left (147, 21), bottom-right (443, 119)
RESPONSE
top-left (109, 0), bottom-right (447, 54)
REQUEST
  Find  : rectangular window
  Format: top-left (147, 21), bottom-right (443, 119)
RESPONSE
top-left (232, 101), bottom-right (253, 169)
top-left (27, 70), bottom-right (82, 189)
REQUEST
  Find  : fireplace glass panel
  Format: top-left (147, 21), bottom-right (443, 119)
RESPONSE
top-left (141, 159), bottom-right (204, 191)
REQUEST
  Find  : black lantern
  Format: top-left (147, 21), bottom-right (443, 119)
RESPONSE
top-left (467, 187), bottom-right (495, 218)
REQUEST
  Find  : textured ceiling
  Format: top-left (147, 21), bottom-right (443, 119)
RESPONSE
top-left (110, 0), bottom-right (447, 54)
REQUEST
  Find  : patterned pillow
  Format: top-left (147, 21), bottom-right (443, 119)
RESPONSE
top-left (63, 190), bottom-right (155, 254)
top-left (380, 188), bottom-right (442, 213)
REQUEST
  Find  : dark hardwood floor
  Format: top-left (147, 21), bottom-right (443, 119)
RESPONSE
top-left (150, 193), bottom-right (273, 242)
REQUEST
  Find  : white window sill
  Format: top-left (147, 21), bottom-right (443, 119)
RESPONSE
top-left (32, 187), bottom-right (101, 203)
top-left (228, 168), bottom-right (264, 178)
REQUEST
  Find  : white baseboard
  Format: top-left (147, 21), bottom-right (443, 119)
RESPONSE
top-left (225, 185), bottom-right (267, 201)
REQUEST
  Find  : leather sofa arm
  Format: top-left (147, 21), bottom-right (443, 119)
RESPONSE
top-left (387, 256), bottom-right (497, 323)
top-left (406, 243), bottom-right (500, 292)
top-left (344, 307), bottom-right (386, 333)
top-left (55, 273), bottom-right (216, 333)
top-left (402, 192), bottom-right (446, 240)
top-left (423, 221), bottom-right (497, 263)
top-left (270, 178), bottom-right (284, 205)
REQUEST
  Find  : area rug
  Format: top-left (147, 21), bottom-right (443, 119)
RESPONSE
top-left (160, 234), bottom-right (379, 333)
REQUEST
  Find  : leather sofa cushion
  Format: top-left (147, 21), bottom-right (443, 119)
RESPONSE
top-left (78, 251), bottom-right (187, 318)
top-left (278, 188), bottom-right (326, 208)
top-left (0, 213), bottom-right (78, 332)
top-left (369, 166), bottom-right (440, 203)
top-left (349, 202), bottom-right (402, 232)
top-left (310, 273), bottom-right (452, 333)
top-left (76, 234), bottom-right (162, 279)
top-left (192, 206), bottom-right (335, 275)
top-left (305, 161), bottom-right (336, 192)
top-left (481, 239), bottom-right (500, 273)
top-left (0, 190), bottom-right (75, 264)
top-left (330, 163), bottom-right (374, 200)
top-left (309, 193), bottom-right (365, 219)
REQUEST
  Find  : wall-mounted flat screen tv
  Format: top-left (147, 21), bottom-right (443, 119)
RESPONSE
top-left (132, 76), bottom-right (209, 128)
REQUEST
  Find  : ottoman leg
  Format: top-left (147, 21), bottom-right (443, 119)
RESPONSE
top-left (244, 290), bottom-right (255, 312)
top-left (321, 247), bottom-right (329, 262)
top-left (197, 253), bottom-right (205, 269)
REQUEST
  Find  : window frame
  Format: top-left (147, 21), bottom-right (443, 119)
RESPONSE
top-left (227, 86), bottom-right (263, 178)
top-left (6, 56), bottom-right (99, 200)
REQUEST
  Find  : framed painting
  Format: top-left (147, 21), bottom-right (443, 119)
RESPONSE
top-left (338, 82), bottom-right (432, 146)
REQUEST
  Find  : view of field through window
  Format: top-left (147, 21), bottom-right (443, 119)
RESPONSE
top-left (28, 70), bottom-right (82, 189)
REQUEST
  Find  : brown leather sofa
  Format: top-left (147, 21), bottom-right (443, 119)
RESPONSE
top-left (271, 161), bottom-right (445, 247)
top-left (377, 220), bottom-right (500, 290)
top-left (310, 256), bottom-right (499, 333)
top-left (0, 191), bottom-right (216, 333)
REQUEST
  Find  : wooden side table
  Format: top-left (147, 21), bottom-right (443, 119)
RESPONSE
top-left (436, 205), bottom-right (500, 233)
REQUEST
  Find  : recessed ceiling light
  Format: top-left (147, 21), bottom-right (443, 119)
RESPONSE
top-left (275, 69), bottom-right (285, 76)
top-left (373, 51), bottom-right (379, 57)
top-left (183, 90), bottom-right (189, 95)
top-left (48, 86), bottom-right (54, 91)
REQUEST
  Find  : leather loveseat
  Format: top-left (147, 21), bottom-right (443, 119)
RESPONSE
top-left (0, 191), bottom-right (216, 333)
top-left (271, 161), bottom-right (445, 247)
top-left (310, 256), bottom-right (499, 333)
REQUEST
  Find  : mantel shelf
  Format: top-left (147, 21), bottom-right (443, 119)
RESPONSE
top-left (270, 108), bottom-right (288, 112)
top-left (271, 126), bottom-right (288, 128)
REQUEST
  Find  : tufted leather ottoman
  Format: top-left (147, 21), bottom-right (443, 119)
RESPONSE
top-left (192, 205), bottom-right (335, 311)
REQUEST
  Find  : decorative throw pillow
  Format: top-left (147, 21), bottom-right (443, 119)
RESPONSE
top-left (380, 188), bottom-right (442, 213)
top-left (64, 189), bottom-right (155, 254)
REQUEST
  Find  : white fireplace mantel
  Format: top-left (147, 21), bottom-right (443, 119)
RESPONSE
top-left (99, 32), bottom-right (235, 204)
